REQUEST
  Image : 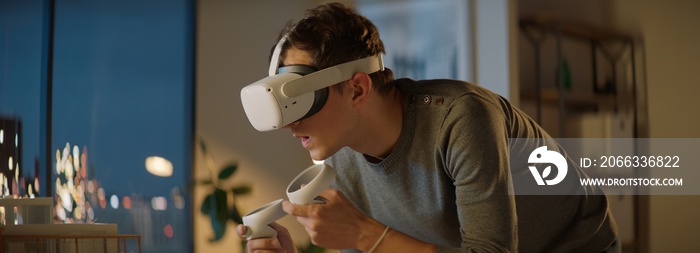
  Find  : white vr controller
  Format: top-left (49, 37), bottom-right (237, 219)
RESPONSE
top-left (241, 163), bottom-right (336, 240)
top-left (240, 34), bottom-right (384, 132)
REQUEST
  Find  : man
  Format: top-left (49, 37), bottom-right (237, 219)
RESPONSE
top-left (237, 3), bottom-right (617, 253)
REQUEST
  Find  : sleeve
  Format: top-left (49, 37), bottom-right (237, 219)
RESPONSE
top-left (436, 94), bottom-right (517, 253)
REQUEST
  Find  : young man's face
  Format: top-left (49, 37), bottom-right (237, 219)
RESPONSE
top-left (282, 48), bottom-right (354, 161)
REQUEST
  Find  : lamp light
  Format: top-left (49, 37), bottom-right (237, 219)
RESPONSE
top-left (145, 156), bottom-right (173, 177)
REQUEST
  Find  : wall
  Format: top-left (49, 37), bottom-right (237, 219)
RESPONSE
top-left (519, 0), bottom-right (700, 252)
top-left (610, 1), bottom-right (700, 252)
top-left (195, 0), bottom-right (320, 252)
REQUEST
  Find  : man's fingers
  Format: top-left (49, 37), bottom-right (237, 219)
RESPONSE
top-left (269, 222), bottom-right (295, 252)
top-left (268, 222), bottom-right (289, 235)
top-left (282, 200), bottom-right (311, 217)
top-left (236, 224), bottom-right (247, 238)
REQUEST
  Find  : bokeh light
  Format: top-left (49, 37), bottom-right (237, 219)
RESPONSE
top-left (87, 204), bottom-right (95, 222)
top-left (171, 187), bottom-right (185, 210)
top-left (164, 224), bottom-right (173, 238)
top-left (145, 156), bottom-right (173, 177)
top-left (123, 196), bottom-right (132, 210)
top-left (151, 196), bottom-right (167, 211)
top-left (110, 194), bottom-right (119, 209)
top-left (48, 141), bottom-right (187, 250)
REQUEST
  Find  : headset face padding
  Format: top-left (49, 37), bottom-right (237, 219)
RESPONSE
top-left (279, 65), bottom-right (329, 123)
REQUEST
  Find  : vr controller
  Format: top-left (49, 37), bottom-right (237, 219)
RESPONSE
top-left (241, 163), bottom-right (336, 240)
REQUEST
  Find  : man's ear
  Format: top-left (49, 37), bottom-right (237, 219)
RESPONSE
top-left (348, 72), bottom-right (372, 107)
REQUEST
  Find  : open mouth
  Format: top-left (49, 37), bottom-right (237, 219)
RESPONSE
top-left (301, 136), bottom-right (310, 147)
top-left (292, 131), bottom-right (311, 148)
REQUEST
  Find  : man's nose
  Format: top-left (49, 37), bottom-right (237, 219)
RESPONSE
top-left (283, 121), bottom-right (300, 128)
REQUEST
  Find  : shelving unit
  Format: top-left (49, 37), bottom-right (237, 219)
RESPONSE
top-left (519, 16), bottom-right (648, 253)
top-left (519, 16), bottom-right (642, 137)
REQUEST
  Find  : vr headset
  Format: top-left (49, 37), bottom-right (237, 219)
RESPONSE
top-left (240, 35), bottom-right (385, 132)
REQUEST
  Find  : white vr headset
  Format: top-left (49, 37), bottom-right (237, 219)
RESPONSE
top-left (240, 35), bottom-right (385, 131)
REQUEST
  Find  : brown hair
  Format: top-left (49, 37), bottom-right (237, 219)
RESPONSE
top-left (275, 2), bottom-right (394, 95)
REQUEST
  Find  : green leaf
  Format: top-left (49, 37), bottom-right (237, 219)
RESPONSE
top-left (214, 188), bottom-right (228, 220)
top-left (232, 185), bottom-right (252, 195)
top-left (218, 164), bottom-right (238, 179)
top-left (200, 193), bottom-right (214, 215)
top-left (208, 218), bottom-right (225, 242)
top-left (208, 188), bottom-right (228, 241)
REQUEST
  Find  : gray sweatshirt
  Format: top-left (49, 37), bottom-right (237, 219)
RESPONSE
top-left (326, 78), bottom-right (617, 253)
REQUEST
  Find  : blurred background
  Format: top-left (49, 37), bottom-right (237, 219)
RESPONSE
top-left (1, 0), bottom-right (698, 252)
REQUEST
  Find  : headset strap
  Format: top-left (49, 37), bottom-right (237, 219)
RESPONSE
top-left (281, 54), bottom-right (385, 98)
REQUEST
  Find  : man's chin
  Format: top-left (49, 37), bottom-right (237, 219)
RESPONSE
top-left (309, 153), bottom-right (327, 161)
top-left (308, 150), bottom-right (330, 161)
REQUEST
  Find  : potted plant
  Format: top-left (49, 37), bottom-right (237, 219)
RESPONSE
top-left (195, 138), bottom-right (324, 253)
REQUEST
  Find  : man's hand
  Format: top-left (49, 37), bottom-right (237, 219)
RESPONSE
top-left (237, 222), bottom-right (298, 253)
top-left (282, 188), bottom-right (385, 251)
